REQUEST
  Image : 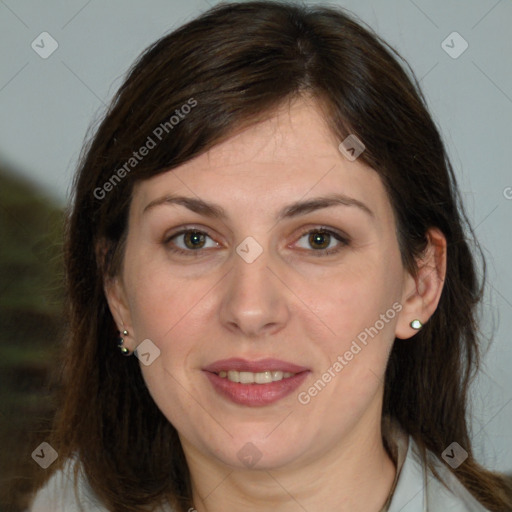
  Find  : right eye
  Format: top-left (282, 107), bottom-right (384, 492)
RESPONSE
top-left (164, 228), bottom-right (220, 256)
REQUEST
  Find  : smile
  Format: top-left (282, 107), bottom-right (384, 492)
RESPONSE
top-left (203, 358), bottom-right (310, 406)
top-left (216, 370), bottom-right (296, 384)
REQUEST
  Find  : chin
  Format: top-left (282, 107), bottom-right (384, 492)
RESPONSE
top-left (206, 428), bottom-right (311, 471)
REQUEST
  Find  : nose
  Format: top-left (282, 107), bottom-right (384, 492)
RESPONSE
top-left (218, 242), bottom-right (291, 339)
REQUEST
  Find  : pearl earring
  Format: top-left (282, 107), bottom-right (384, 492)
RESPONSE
top-left (410, 319), bottom-right (423, 330)
top-left (117, 329), bottom-right (131, 355)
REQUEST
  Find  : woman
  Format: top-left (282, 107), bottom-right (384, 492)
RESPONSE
top-left (28, 1), bottom-right (512, 511)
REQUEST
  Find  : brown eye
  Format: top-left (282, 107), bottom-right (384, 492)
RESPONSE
top-left (183, 231), bottom-right (207, 249)
top-left (164, 229), bottom-right (219, 256)
top-left (308, 231), bottom-right (331, 250)
top-left (295, 227), bottom-right (350, 256)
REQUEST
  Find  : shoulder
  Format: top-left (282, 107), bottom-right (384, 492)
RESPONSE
top-left (28, 457), bottom-right (176, 512)
top-left (27, 457), bottom-right (108, 512)
top-left (388, 436), bottom-right (491, 512)
top-left (425, 450), bottom-right (492, 512)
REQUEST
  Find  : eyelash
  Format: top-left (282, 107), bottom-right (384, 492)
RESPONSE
top-left (163, 226), bottom-right (350, 258)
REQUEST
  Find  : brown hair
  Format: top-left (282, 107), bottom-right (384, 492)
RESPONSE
top-left (31, 1), bottom-right (511, 511)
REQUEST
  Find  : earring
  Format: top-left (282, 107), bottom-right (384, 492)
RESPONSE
top-left (410, 319), bottom-right (423, 330)
top-left (117, 329), bottom-right (131, 355)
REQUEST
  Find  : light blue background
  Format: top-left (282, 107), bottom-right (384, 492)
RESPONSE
top-left (0, 0), bottom-right (511, 473)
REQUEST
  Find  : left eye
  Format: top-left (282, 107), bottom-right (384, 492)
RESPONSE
top-left (294, 228), bottom-right (348, 255)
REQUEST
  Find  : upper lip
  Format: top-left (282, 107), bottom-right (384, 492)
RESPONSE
top-left (203, 358), bottom-right (309, 374)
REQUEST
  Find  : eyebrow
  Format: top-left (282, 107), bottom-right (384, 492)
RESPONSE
top-left (142, 193), bottom-right (374, 220)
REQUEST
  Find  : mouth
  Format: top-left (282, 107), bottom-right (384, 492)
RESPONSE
top-left (202, 358), bottom-right (310, 406)
top-left (216, 370), bottom-right (296, 384)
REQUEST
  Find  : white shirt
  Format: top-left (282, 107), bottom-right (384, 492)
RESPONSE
top-left (28, 427), bottom-right (491, 512)
top-left (384, 427), bottom-right (490, 511)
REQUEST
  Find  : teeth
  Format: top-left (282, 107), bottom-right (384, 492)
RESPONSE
top-left (239, 371), bottom-right (255, 384)
top-left (255, 371), bottom-right (272, 384)
top-left (218, 370), bottom-right (296, 384)
top-left (272, 371), bottom-right (283, 381)
top-left (227, 370), bottom-right (239, 382)
top-left (271, 372), bottom-right (284, 381)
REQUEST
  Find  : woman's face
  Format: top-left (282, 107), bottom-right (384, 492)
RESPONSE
top-left (107, 98), bottom-right (414, 471)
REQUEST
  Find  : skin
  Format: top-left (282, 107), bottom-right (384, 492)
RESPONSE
top-left (105, 97), bottom-right (446, 512)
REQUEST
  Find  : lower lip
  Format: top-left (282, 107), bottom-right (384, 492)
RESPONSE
top-left (203, 371), bottom-right (310, 406)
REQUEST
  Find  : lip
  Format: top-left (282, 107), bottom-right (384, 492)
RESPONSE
top-left (203, 358), bottom-right (310, 407)
top-left (203, 358), bottom-right (309, 374)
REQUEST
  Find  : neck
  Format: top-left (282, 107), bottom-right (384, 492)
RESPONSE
top-left (182, 409), bottom-right (396, 512)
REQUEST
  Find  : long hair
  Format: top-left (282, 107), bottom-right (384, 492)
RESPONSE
top-left (31, 2), bottom-right (512, 511)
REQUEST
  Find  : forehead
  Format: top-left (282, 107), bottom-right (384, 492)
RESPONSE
top-left (131, 98), bottom-right (392, 225)
top-left (203, 99), bottom-right (340, 168)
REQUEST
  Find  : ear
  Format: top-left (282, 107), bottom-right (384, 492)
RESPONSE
top-left (104, 275), bottom-right (135, 350)
top-left (395, 228), bottom-right (447, 340)
top-left (96, 238), bottom-right (134, 350)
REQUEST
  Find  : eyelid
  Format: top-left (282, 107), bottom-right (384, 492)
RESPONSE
top-left (293, 225), bottom-right (350, 244)
top-left (163, 224), bottom-right (350, 258)
top-left (162, 224), bottom-right (219, 243)
top-left (291, 225), bottom-right (350, 256)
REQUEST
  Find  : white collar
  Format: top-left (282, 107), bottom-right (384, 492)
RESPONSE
top-left (383, 421), bottom-right (491, 512)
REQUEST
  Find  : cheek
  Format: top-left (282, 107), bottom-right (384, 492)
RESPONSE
top-left (124, 261), bottom-right (207, 425)
top-left (320, 259), bottom-right (401, 341)
top-left (302, 253), bottom-right (403, 400)
top-left (123, 247), bottom-right (202, 340)
top-left (297, 262), bottom-right (402, 422)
